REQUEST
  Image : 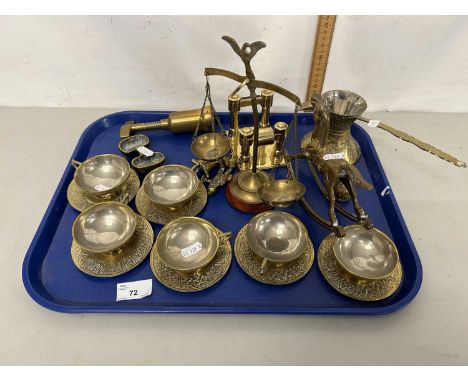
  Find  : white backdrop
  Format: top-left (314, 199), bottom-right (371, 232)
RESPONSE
top-left (0, 15), bottom-right (467, 112)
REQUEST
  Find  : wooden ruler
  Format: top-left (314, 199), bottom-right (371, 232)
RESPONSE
top-left (306, 15), bottom-right (337, 100)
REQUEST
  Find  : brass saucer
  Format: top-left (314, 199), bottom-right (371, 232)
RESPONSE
top-left (135, 182), bottom-right (207, 225)
top-left (71, 214), bottom-right (154, 277)
top-left (67, 169), bottom-right (140, 212)
top-left (317, 232), bottom-right (403, 301)
top-left (150, 226), bottom-right (232, 292)
top-left (234, 224), bottom-right (314, 285)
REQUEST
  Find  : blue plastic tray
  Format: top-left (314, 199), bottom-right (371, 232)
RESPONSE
top-left (22, 111), bottom-right (422, 314)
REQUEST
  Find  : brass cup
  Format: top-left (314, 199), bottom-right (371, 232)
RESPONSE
top-left (332, 225), bottom-right (400, 282)
top-left (156, 217), bottom-right (231, 277)
top-left (72, 154), bottom-right (130, 201)
top-left (72, 202), bottom-right (137, 256)
top-left (246, 211), bottom-right (308, 274)
top-left (142, 165), bottom-right (199, 212)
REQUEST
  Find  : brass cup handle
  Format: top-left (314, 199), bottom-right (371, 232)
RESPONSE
top-left (71, 159), bottom-right (82, 170)
top-left (193, 268), bottom-right (203, 280)
top-left (217, 231), bottom-right (232, 242)
top-left (260, 258), bottom-right (268, 275)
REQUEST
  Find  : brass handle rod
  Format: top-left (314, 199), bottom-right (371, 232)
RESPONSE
top-left (358, 116), bottom-right (467, 168)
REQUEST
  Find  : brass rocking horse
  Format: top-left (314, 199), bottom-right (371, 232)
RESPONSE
top-left (295, 95), bottom-right (374, 229)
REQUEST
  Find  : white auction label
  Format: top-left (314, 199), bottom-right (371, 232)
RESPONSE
top-left (116, 279), bottom-right (152, 301)
top-left (181, 242), bottom-right (203, 258)
top-left (323, 152), bottom-right (345, 160)
top-left (137, 146), bottom-right (154, 157)
top-left (368, 119), bottom-right (380, 128)
top-left (94, 184), bottom-right (111, 191)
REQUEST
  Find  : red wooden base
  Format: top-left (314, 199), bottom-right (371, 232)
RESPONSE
top-left (225, 184), bottom-right (272, 214)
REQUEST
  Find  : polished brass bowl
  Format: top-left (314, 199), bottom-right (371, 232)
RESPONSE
top-left (155, 217), bottom-right (231, 275)
top-left (72, 202), bottom-right (137, 255)
top-left (246, 211), bottom-right (308, 273)
top-left (142, 165), bottom-right (199, 210)
top-left (73, 154), bottom-right (130, 198)
top-left (333, 225), bottom-right (399, 280)
top-left (191, 132), bottom-right (231, 161)
top-left (258, 179), bottom-right (306, 208)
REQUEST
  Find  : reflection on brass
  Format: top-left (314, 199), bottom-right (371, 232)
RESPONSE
top-left (307, 90), bottom-right (367, 165)
top-left (258, 179), bottom-right (306, 208)
top-left (135, 183), bottom-right (207, 225)
top-left (72, 202), bottom-right (137, 255)
top-left (155, 217), bottom-right (231, 276)
top-left (235, 223), bottom-right (314, 285)
top-left (226, 171), bottom-right (272, 208)
top-left (141, 165), bottom-right (199, 211)
top-left (271, 121), bottom-right (288, 165)
top-left (191, 132), bottom-right (231, 162)
top-left (246, 211), bottom-right (308, 275)
top-left (67, 169), bottom-right (140, 212)
top-left (119, 107), bottom-right (212, 138)
top-left (233, 125), bottom-right (288, 170)
top-left (260, 89), bottom-right (274, 128)
top-left (238, 127), bottom-right (253, 170)
top-left (333, 225), bottom-right (399, 280)
top-left (71, 214), bottom-right (153, 278)
top-left (237, 168), bottom-right (270, 193)
top-left (151, 225), bottom-right (232, 292)
top-left (357, 116), bottom-right (467, 168)
top-left (317, 232), bottom-right (402, 301)
top-left (71, 154), bottom-right (131, 200)
top-left (228, 94), bottom-right (241, 162)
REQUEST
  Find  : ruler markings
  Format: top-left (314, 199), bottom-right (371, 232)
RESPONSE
top-left (306, 15), bottom-right (337, 100)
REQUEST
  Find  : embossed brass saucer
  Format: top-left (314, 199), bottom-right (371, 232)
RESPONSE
top-left (235, 223), bottom-right (314, 285)
top-left (151, 224), bottom-right (232, 292)
top-left (135, 182), bottom-right (207, 225)
top-left (67, 169), bottom-right (140, 212)
top-left (317, 232), bottom-right (402, 301)
top-left (71, 214), bottom-right (154, 277)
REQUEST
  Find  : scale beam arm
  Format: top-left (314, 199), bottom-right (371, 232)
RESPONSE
top-left (204, 67), bottom-right (302, 106)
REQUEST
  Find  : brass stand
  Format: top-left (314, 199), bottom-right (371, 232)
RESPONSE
top-left (221, 37), bottom-right (273, 213)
